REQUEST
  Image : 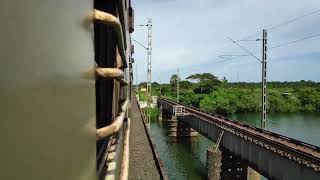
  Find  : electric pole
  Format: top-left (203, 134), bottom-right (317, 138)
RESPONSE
top-left (261, 29), bottom-right (267, 129)
top-left (177, 68), bottom-right (180, 103)
top-left (147, 18), bottom-right (152, 124)
top-left (221, 29), bottom-right (268, 129)
top-left (134, 19), bottom-right (152, 126)
top-left (147, 18), bottom-right (152, 99)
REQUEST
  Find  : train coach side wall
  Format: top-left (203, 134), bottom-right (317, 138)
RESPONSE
top-left (0, 1), bottom-right (96, 180)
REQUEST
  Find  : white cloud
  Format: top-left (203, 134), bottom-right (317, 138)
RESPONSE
top-left (132, 0), bottom-right (320, 83)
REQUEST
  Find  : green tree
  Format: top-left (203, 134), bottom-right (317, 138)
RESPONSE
top-left (297, 88), bottom-right (320, 112)
top-left (170, 74), bottom-right (180, 89)
top-left (180, 80), bottom-right (192, 89)
top-left (186, 73), bottom-right (221, 94)
top-left (161, 72), bottom-right (320, 114)
top-left (199, 88), bottom-right (237, 115)
top-left (186, 73), bottom-right (221, 83)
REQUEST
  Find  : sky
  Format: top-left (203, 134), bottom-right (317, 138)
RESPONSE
top-left (131, 0), bottom-right (320, 83)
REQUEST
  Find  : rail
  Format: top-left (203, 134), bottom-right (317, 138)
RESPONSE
top-left (159, 97), bottom-right (320, 171)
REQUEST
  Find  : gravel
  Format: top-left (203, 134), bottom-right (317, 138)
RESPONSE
top-left (129, 95), bottom-right (161, 180)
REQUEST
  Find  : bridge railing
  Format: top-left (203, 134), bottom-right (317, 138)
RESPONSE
top-left (173, 105), bottom-right (186, 116)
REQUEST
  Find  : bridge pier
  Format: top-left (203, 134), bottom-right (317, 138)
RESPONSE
top-left (207, 147), bottom-right (261, 180)
top-left (168, 115), bottom-right (178, 137)
top-left (177, 121), bottom-right (198, 137)
top-left (168, 115), bottom-right (198, 137)
top-left (247, 167), bottom-right (261, 180)
top-left (207, 147), bottom-right (222, 180)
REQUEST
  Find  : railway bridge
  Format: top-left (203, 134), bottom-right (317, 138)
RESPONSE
top-left (158, 97), bottom-right (320, 180)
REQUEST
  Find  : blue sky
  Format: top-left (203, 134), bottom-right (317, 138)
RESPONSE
top-left (131, 0), bottom-right (320, 83)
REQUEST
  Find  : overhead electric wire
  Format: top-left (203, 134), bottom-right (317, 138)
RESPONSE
top-left (220, 55), bottom-right (246, 57)
top-left (188, 9), bottom-right (320, 66)
top-left (268, 9), bottom-right (320, 31)
top-left (270, 33), bottom-right (320, 49)
top-left (220, 9), bottom-right (320, 63)
top-left (222, 32), bottom-right (320, 64)
top-left (227, 37), bottom-right (262, 62)
top-left (132, 38), bottom-right (148, 50)
top-left (238, 9), bottom-right (320, 41)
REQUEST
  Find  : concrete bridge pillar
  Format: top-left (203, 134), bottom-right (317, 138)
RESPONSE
top-left (168, 115), bottom-right (178, 137)
top-left (247, 167), bottom-right (261, 180)
top-left (167, 115), bottom-right (198, 137)
top-left (177, 122), bottom-right (198, 137)
top-left (207, 147), bottom-right (261, 180)
top-left (207, 147), bottom-right (222, 180)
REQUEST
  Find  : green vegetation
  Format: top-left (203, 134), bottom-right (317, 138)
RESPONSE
top-left (136, 73), bottom-right (320, 115)
top-left (146, 107), bottom-right (159, 122)
top-left (137, 90), bottom-right (149, 101)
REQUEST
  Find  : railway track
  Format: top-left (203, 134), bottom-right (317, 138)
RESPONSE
top-left (159, 97), bottom-right (320, 171)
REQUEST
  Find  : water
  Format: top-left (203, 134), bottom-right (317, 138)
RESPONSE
top-left (150, 119), bottom-right (214, 180)
top-left (150, 112), bottom-right (320, 179)
top-left (231, 112), bottom-right (320, 146)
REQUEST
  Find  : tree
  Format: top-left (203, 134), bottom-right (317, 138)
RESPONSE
top-left (139, 82), bottom-right (147, 86)
top-left (199, 88), bottom-right (237, 115)
top-left (180, 80), bottom-right (192, 89)
top-left (170, 74), bottom-right (180, 89)
top-left (186, 73), bottom-right (220, 82)
top-left (186, 73), bottom-right (221, 94)
top-left (297, 88), bottom-right (320, 112)
top-left (151, 82), bottom-right (159, 86)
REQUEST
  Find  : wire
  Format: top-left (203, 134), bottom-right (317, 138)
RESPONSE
top-left (219, 55), bottom-right (249, 58)
top-left (222, 32), bottom-right (320, 63)
top-left (132, 38), bottom-right (148, 50)
top-left (221, 9), bottom-right (320, 62)
top-left (205, 9), bottom-right (320, 65)
top-left (239, 32), bottom-right (261, 41)
top-left (237, 39), bottom-right (262, 42)
top-left (268, 9), bottom-right (320, 31)
top-left (270, 33), bottom-right (320, 49)
top-left (239, 9), bottom-right (320, 41)
top-left (227, 37), bottom-right (262, 62)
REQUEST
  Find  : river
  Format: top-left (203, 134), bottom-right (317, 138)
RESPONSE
top-left (149, 112), bottom-right (320, 180)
